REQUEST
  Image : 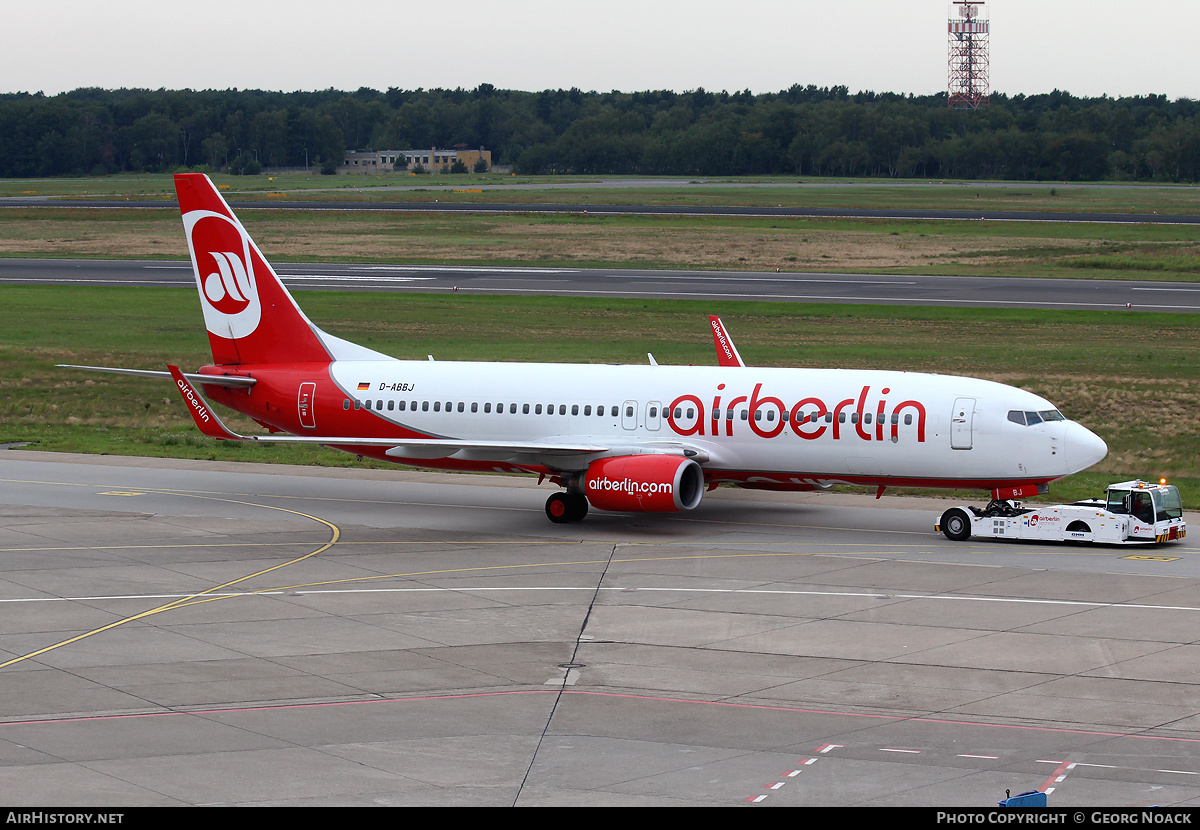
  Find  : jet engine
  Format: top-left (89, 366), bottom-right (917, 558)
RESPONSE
top-left (583, 455), bottom-right (705, 513)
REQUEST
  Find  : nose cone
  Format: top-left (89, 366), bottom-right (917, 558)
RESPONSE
top-left (1065, 421), bottom-right (1108, 473)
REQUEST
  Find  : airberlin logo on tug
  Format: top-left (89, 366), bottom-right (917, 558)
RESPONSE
top-left (665, 383), bottom-right (928, 442)
top-left (183, 209), bottom-right (262, 339)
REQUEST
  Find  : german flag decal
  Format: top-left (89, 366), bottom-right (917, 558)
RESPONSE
top-left (357, 382), bottom-right (370, 391)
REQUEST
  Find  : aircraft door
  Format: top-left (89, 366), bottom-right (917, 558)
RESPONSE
top-left (950, 397), bottom-right (975, 450)
top-left (298, 382), bottom-right (317, 429)
top-left (622, 400), bottom-right (638, 431)
top-left (646, 401), bottom-right (661, 431)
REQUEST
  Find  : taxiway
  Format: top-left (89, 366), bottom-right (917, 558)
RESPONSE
top-left (2, 450), bottom-right (1198, 806)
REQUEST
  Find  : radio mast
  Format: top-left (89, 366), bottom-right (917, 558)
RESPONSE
top-left (948, 1), bottom-right (990, 109)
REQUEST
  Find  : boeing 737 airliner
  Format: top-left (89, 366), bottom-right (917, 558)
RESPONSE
top-left (64, 174), bottom-right (1108, 523)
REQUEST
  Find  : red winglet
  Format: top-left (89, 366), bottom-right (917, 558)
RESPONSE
top-left (167, 365), bottom-right (245, 440)
top-left (709, 316), bottom-right (746, 367)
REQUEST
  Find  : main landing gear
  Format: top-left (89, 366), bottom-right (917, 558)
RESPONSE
top-left (546, 492), bottom-right (589, 523)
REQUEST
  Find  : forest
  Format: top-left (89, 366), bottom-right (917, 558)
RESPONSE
top-left (3, 84), bottom-right (1200, 181)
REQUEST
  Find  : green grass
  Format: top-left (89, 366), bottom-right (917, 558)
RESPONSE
top-left (3, 205), bottom-right (1200, 281)
top-left (7, 171), bottom-right (1200, 216)
top-left (2, 285), bottom-right (1197, 507)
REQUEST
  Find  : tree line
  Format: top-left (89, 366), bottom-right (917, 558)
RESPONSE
top-left (3, 84), bottom-right (1200, 181)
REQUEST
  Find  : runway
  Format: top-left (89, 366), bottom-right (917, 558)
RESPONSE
top-left (4, 258), bottom-right (1197, 312)
top-left (2, 450), bottom-right (1199, 806)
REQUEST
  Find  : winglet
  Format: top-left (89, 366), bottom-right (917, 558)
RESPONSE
top-left (168, 365), bottom-right (246, 440)
top-left (709, 316), bottom-right (746, 367)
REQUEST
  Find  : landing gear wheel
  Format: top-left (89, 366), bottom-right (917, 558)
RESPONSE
top-left (546, 492), bottom-right (589, 523)
top-left (940, 507), bottom-right (972, 542)
top-left (546, 493), bottom-right (571, 523)
top-left (567, 493), bottom-right (588, 522)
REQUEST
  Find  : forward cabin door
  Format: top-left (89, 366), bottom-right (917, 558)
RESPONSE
top-left (951, 397), bottom-right (975, 450)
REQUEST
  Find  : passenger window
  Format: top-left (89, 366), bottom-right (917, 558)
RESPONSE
top-left (509, 403), bottom-right (517, 414)
top-left (560, 405), bottom-right (567, 415)
top-left (535, 404), bottom-right (543, 414)
top-left (433, 401), bottom-right (441, 412)
top-left (484, 403), bottom-right (491, 413)
top-left (584, 405), bottom-right (592, 416)
top-left (523, 403), bottom-right (530, 414)
top-left (904, 414), bottom-right (912, 425)
top-left (572, 405), bottom-right (579, 416)
top-left (626, 405), bottom-right (634, 417)
top-left (422, 401), bottom-right (429, 412)
top-left (387, 400), bottom-right (394, 411)
top-left (471, 402), bottom-right (478, 413)
top-left (457, 402), bottom-right (464, 413)
top-left (343, 400), bottom-right (350, 410)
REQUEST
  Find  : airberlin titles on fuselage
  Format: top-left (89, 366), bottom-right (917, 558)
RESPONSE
top-left (352, 379), bottom-right (927, 444)
top-left (668, 382), bottom-right (924, 442)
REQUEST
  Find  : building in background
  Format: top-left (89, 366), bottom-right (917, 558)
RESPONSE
top-left (343, 147), bottom-right (492, 174)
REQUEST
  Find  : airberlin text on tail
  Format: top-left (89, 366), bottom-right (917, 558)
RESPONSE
top-left (174, 173), bottom-right (330, 367)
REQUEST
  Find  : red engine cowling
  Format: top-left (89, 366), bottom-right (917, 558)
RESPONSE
top-left (584, 455), bottom-right (705, 513)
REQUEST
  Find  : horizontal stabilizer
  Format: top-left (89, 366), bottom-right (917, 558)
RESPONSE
top-left (60, 364), bottom-right (256, 389)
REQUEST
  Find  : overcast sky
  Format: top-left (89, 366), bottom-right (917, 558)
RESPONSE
top-left (6, 1), bottom-right (1197, 100)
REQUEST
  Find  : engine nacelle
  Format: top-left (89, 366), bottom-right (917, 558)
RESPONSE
top-left (584, 455), bottom-right (705, 513)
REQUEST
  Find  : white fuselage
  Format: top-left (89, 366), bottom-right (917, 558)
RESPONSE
top-left (320, 359), bottom-right (1106, 488)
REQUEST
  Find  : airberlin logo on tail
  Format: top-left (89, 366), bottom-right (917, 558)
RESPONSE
top-left (203, 250), bottom-right (253, 314)
top-left (183, 209), bottom-right (262, 339)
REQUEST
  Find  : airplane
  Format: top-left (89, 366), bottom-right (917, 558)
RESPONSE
top-left (63, 173), bottom-right (1109, 524)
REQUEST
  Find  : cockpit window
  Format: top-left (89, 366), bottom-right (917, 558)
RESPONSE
top-left (1009, 409), bottom-right (1066, 427)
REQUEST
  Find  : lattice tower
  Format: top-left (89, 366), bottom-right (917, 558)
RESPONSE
top-left (948, 1), bottom-right (989, 109)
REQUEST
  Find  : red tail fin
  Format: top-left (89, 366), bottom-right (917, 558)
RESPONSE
top-left (175, 173), bottom-right (330, 366)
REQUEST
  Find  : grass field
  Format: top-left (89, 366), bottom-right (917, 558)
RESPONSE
top-left (2, 206), bottom-right (1200, 280)
top-left (6, 171), bottom-right (1200, 216)
top-left (2, 286), bottom-right (1196, 507)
